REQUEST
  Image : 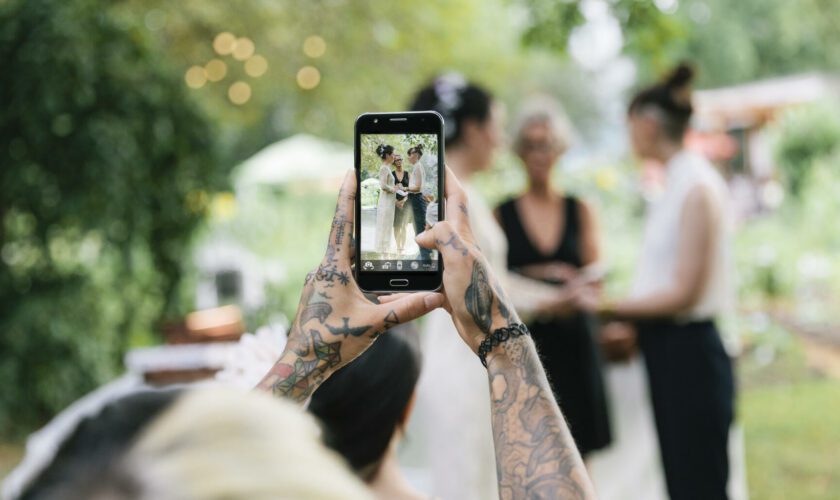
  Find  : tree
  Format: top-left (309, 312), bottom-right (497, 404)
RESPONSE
top-left (0, 0), bottom-right (226, 436)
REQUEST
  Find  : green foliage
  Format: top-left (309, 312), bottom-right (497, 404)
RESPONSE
top-left (0, 0), bottom-right (225, 436)
top-left (771, 101), bottom-right (840, 196)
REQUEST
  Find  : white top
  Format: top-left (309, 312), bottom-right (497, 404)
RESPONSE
top-left (409, 163), bottom-right (424, 192)
top-left (631, 149), bottom-right (733, 320)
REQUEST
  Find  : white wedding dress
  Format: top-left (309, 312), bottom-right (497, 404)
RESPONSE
top-left (374, 164), bottom-right (396, 254)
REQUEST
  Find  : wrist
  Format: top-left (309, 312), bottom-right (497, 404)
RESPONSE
top-left (478, 323), bottom-right (530, 368)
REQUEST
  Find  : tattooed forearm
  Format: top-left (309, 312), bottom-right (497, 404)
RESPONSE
top-left (487, 336), bottom-right (594, 500)
top-left (464, 260), bottom-right (495, 334)
top-left (259, 330), bottom-right (343, 402)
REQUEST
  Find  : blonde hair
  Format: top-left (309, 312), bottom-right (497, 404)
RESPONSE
top-left (512, 95), bottom-right (577, 156)
top-left (117, 388), bottom-right (372, 500)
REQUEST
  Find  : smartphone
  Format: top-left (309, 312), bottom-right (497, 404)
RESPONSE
top-left (354, 111), bottom-right (444, 292)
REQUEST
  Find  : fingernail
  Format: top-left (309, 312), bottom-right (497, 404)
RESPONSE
top-left (416, 231), bottom-right (426, 240)
top-left (424, 293), bottom-right (444, 309)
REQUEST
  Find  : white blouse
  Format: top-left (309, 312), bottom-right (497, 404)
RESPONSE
top-left (631, 149), bottom-right (734, 320)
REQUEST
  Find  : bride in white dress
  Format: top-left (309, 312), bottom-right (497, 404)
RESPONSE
top-left (374, 144), bottom-right (396, 255)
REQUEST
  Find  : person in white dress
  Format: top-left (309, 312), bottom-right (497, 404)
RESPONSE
top-left (374, 144), bottom-right (396, 255)
top-left (578, 64), bottom-right (746, 500)
top-left (403, 74), bottom-right (583, 500)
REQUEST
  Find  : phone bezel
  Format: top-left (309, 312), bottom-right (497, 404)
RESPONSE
top-left (354, 111), bottom-right (445, 292)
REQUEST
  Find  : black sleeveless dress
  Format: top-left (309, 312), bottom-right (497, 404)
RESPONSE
top-left (497, 196), bottom-right (612, 456)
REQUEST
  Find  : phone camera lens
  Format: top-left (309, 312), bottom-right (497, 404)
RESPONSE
top-left (374, 118), bottom-right (378, 123)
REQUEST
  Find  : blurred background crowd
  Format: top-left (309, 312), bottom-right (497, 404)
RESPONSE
top-left (1, 0), bottom-right (839, 498)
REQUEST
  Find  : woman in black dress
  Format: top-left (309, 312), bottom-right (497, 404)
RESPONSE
top-left (496, 99), bottom-right (611, 458)
top-left (391, 154), bottom-right (413, 255)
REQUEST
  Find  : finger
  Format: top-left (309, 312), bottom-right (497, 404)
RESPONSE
top-left (442, 165), bottom-right (469, 229)
top-left (376, 292), bottom-right (412, 304)
top-left (375, 292), bottom-right (445, 326)
top-left (414, 221), bottom-right (469, 262)
top-left (325, 169), bottom-right (356, 264)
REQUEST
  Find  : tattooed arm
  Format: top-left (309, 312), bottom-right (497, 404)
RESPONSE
top-left (256, 169), bottom-right (444, 402)
top-left (386, 167), bottom-right (596, 499)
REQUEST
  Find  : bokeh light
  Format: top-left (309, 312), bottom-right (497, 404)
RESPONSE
top-left (205, 59), bottom-right (227, 82)
top-left (213, 32), bottom-right (236, 55)
top-left (302, 35), bottom-right (327, 58)
top-left (296, 66), bottom-right (321, 90)
top-left (245, 55), bottom-right (268, 77)
top-left (232, 37), bottom-right (255, 61)
top-left (228, 81), bottom-right (252, 104)
top-left (184, 65), bottom-right (207, 88)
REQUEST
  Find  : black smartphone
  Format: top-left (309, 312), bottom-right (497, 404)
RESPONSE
top-left (354, 111), bottom-right (444, 292)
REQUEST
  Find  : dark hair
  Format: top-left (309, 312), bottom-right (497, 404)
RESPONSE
top-left (407, 143), bottom-right (424, 158)
top-left (376, 144), bottom-right (394, 159)
top-left (410, 73), bottom-right (493, 145)
top-left (308, 324), bottom-right (421, 481)
top-left (20, 389), bottom-right (183, 500)
top-left (628, 63), bottom-right (695, 140)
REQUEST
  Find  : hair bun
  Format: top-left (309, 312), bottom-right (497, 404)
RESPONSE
top-left (665, 63), bottom-right (695, 90)
top-left (376, 144), bottom-right (385, 156)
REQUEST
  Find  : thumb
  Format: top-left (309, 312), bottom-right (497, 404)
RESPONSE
top-left (415, 228), bottom-right (436, 249)
top-left (376, 292), bottom-right (444, 326)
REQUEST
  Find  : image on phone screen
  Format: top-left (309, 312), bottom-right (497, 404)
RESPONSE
top-left (358, 133), bottom-right (440, 273)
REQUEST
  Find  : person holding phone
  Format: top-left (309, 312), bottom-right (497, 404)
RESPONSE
top-left (256, 167), bottom-right (597, 499)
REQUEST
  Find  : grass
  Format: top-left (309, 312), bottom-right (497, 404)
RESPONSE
top-left (737, 325), bottom-right (840, 500)
top-left (741, 380), bottom-right (840, 499)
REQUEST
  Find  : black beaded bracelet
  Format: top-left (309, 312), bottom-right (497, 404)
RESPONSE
top-left (478, 323), bottom-right (530, 367)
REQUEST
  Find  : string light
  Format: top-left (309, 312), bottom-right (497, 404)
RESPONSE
top-left (245, 55), bottom-right (268, 77)
top-left (205, 59), bottom-right (227, 82)
top-left (232, 37), bottom-right (255, 61)
top-left (228, 81), bottom-right (252, 104)
top-left (302, 35), bottom-right (326, 58)
top-left (296, 66), bottom-right (321, 90)
top-left (185, 65), bottom-right (207, 88)
top-left (213, 32), bottom-right (236, 55)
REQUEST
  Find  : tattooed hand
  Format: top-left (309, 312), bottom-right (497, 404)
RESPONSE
top-left (384, 166), bottom-right (517, 353)
top-left (256, 169), bottom-right (444, 402)
top-left (382, 166), bottom-right (596, 499)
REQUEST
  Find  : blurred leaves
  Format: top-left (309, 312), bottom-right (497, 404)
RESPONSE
top-left (0, 0), bottom-right (226, 436)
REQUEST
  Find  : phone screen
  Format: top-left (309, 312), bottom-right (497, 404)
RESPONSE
top-left (359, 132), bottom-right (440, 273)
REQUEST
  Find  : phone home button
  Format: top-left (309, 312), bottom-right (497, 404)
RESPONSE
top-left (389, 279), bottom-right (409, 287)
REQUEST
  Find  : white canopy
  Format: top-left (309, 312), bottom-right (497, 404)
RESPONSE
top-left (234, 134), bottom-right (352, 190)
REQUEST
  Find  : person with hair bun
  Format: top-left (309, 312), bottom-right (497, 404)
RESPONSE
top-left (406, 143), bottom-right (432, 261)
top-left (578, 63), bottom-right (737, 500)
top-left (374, 144), bottom-right (397, 254)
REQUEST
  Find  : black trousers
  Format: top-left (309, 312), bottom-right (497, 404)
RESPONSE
top-left (638, 320), bottom-right (735, 500)
top-left (408, 193), bottom-right (430, 260)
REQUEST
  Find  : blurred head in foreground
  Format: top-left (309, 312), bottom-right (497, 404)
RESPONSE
top-left (628, 63), bottom-right (696, 161)
top-left (410, 73), bottom-right (502, 174)
top-left (21, 388), bottom-right (371, 500)
top-left (308, 324), bottom-right (422, 483)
